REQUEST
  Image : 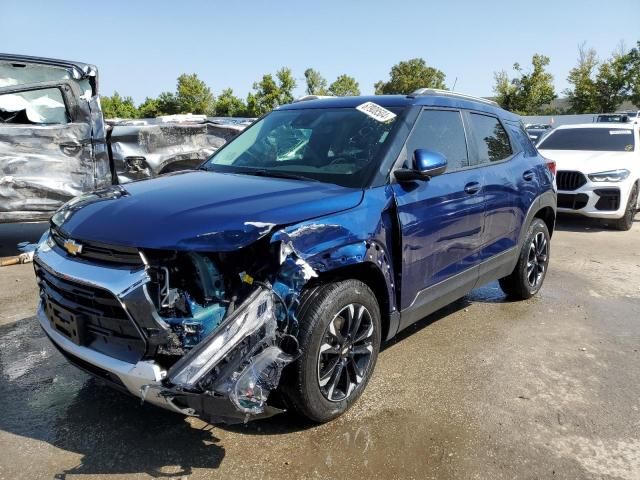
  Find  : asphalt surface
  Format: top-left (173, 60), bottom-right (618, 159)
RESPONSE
top-left (0, 215), bottom-right (638, 479)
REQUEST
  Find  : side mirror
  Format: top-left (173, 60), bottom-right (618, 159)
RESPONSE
top-left (394, 149), bottom-right (448, 182)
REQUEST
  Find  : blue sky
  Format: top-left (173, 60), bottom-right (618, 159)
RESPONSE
top-left (4, 0), bottom-right (639, 103)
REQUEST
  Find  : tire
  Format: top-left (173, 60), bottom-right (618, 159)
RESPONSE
top-left (499, 218), bottom-right (550, 300)
top-left (610, 184), bottom-right (638, 231)
top-left (280, 279), bottom-right (381, 423)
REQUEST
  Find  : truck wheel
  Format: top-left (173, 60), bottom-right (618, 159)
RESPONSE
top-left (499, 218), bottom-right (550, 300)
top-left (610, 184), bottom-right (638, 231)
top-left (281, 279), bottom-right (381, 423)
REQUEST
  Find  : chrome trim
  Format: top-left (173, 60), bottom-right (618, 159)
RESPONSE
top-left (35, 236), bottom-right (151, 352)
top-left (37, 304), bottom-right (186, 412)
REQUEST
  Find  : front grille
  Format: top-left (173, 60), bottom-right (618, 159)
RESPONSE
top-left (557, 171), bottom-right (587, 191)
top-left (51, 228), bottom-right (143, 268)
top-left (35, 261), bottom-right (146, 363)
top-left (558, 193), bottom-right (589, 210)
top-left (594, 188), bottom-right (621, 211)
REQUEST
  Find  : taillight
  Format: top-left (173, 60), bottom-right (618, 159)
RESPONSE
top-left (545, 159), bottom-right (556, 176)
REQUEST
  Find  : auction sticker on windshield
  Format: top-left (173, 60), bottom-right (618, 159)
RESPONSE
top-left (609, 130), bottom-right (633, 135)
top-left (356, 102), bottom-right (397, 123)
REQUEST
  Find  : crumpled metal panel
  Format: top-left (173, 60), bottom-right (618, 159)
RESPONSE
top-left (108, 119), bottom-right (245, 183)
top-left (0, 122), bottom-right (100, 222)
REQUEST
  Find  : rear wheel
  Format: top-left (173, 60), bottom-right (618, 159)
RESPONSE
top-left (499, 218), bottom-right (550, 300)
top-left (281, 279), bottom-right (381, 423)
top-left (610, 184), bottom-right (638, 231)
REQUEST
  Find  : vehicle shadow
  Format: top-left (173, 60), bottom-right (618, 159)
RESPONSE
top-left (553, 213), bottom-right (639, 232)
top-left (0, 316), bottom-right (226, 478)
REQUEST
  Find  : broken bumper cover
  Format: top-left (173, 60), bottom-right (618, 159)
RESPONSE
top-left (34, 237), bottom-right (291, 423)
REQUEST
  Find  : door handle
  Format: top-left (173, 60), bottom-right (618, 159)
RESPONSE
top-left (523, 170), bottom-right (535, 181)
top-left (464, 182), bottom-right (481, 195)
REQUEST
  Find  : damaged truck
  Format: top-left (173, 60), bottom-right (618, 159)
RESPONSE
top-left (34, 91), bottom-right (556, 423)
top-left (0, 53), bottom-right (244, 223)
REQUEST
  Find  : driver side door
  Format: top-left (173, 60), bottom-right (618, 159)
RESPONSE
top-left (392, 108), bottom-right (486, 328)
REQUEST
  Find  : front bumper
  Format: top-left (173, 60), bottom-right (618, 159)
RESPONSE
top-left (34, 233), bottom-right (290, 423)
top-left (557, 179), bottom-right (633, 219)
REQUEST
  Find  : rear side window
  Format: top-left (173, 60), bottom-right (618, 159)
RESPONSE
top-left (468, 113), bottom-right (513, 163)
top-left (538, 128), bottom-right (635, 152)
top-left (405, 109), bottom-right (469, 171)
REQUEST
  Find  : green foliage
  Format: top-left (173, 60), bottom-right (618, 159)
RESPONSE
top-left (304, 68), bottom-right (328, 95)
top-left (101, 92), bottom-right (138, 119)
top-left (565, 44), bottom-right (599, 113)
top-left (246, 67), bottom-right (297, 117)
top-left (137, 97), bottom-right (161, 118)
top-left (174, 73), bottom-right (216, 115)
top-left (215, 88), bottom-right (247, 117)
top-left (328, 74), bottom-right (360, 96)
top-left (593, 52), bottom-right (629, 113)
top-left (493, 54), bottom-right (556, 115)
top-left (565, 42), bottom-right (639, 113)
top-left (155, 91), bottom-right (179, 116)
top-left (628, 42), bottom-right (640, 108)
top-left (374, 58), bottom-right (446, 95)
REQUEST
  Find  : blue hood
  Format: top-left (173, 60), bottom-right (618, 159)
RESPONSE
top-left (52, 171), bottom-right (364, 251)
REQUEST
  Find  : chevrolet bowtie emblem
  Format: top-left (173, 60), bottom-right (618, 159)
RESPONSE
top-left (63, 239), bottom-right (83, 256)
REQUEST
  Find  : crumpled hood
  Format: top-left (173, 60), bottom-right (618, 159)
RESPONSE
top-left (52, 170), bottom-right (364, 251)
top-left (537, 149), bottom-right (636, 175)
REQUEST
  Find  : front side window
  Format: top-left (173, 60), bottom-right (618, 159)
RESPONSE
top-left (0, 87), bottom-right (69, 124)
top-left (404, 109), bottom-right (469, 171)
top-left (538, 128), bottom-right (636, 152)
top-left (468, 113), bottom-right (513, 163)
top-left (203, 107), bottom-right (403, 188)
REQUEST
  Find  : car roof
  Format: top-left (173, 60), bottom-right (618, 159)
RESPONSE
top-left (553, 123), bottom-right (639, 130)
top-left (278, 93), bottom-right (520, 122)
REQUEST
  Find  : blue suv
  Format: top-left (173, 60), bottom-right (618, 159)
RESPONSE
top-left (34, 90), bottom-right (556, 424)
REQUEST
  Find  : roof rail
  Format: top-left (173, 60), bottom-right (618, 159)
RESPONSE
top-left (293, 95), bottom-right (333, 103)
top-left (408, 88), bottom-right (500, 107)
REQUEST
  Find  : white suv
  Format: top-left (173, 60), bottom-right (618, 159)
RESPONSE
top-left (537, 123), bottom-right (639, 230)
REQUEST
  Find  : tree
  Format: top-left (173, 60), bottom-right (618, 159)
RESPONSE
top-left (628, 42), bottom-right (640, 108)
top-left (215, 88), bottom-right (247, 117)
top-left (565, 44), bottom-right (599, 113)
top-left (328, 74), bottom-right (360, 96)
top-left (156, 91), bottom-right (180, 115)
top-left (137, 97), bottom-right (161, 118)
top-left (493, 54), bottom-right (556, 115)
top-left (101, 92), bottom-right (138, 119)
top-left (304, 68), bottom-right (328, 95)
top-left (246, 67), bottom-right (297, 116)
top-left (593, 51), bottom-right (630, 113)
top-left (174, 73), bottom-right (216, 115)
top-left (374, 58), bottom-right (446, 95)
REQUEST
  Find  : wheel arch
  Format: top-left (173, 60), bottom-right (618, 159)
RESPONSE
top-left (306, 261), bottom-right (395, 343)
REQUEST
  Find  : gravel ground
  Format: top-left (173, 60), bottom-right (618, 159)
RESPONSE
top-left (0, 215), bottom-right (638, 479)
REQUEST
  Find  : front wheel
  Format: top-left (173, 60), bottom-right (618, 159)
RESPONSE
top-left (499, 218), bottom-right (550, 300)
top-left (280, 279), bottom-right (381, 423)
top-left (610, 184), bottom-right (638, 231)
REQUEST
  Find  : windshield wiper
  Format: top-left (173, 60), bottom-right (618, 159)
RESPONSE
top-left (238, 169), bottom-right (319, 182)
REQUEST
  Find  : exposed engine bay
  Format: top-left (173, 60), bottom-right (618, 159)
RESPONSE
top-left (133, 239), bottom-right (313, 422)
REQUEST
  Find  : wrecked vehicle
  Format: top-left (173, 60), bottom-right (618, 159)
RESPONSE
top-left (34, 90), bottom-right (556, 424)
top-left (0, 54), bottom-right (244, 223)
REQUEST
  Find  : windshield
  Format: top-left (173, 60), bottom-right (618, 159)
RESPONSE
top-left (538, 128), bottom-right (636, 152)
top-left (202, 107), bottom-right (403, 188)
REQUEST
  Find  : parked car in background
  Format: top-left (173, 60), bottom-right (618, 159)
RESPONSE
top-left (595, 112), bottom-right (639, 124)
top-left (0, 54), bottom-right (244, 223)
top-left (525, 123), bottom-right (552, 142)
top-left (34, 90), bottom-right (556, 424)
top-left (537, 123), bottom-right (639, 230)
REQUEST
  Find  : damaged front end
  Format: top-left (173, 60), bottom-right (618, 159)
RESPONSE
top-left (35, 228), bottom-right (313, 424)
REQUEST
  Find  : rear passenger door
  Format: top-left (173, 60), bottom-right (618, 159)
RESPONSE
top-left (392, 108), bottom-right (486, 321)
top-left (465, 112), bottom-right (521, 265)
